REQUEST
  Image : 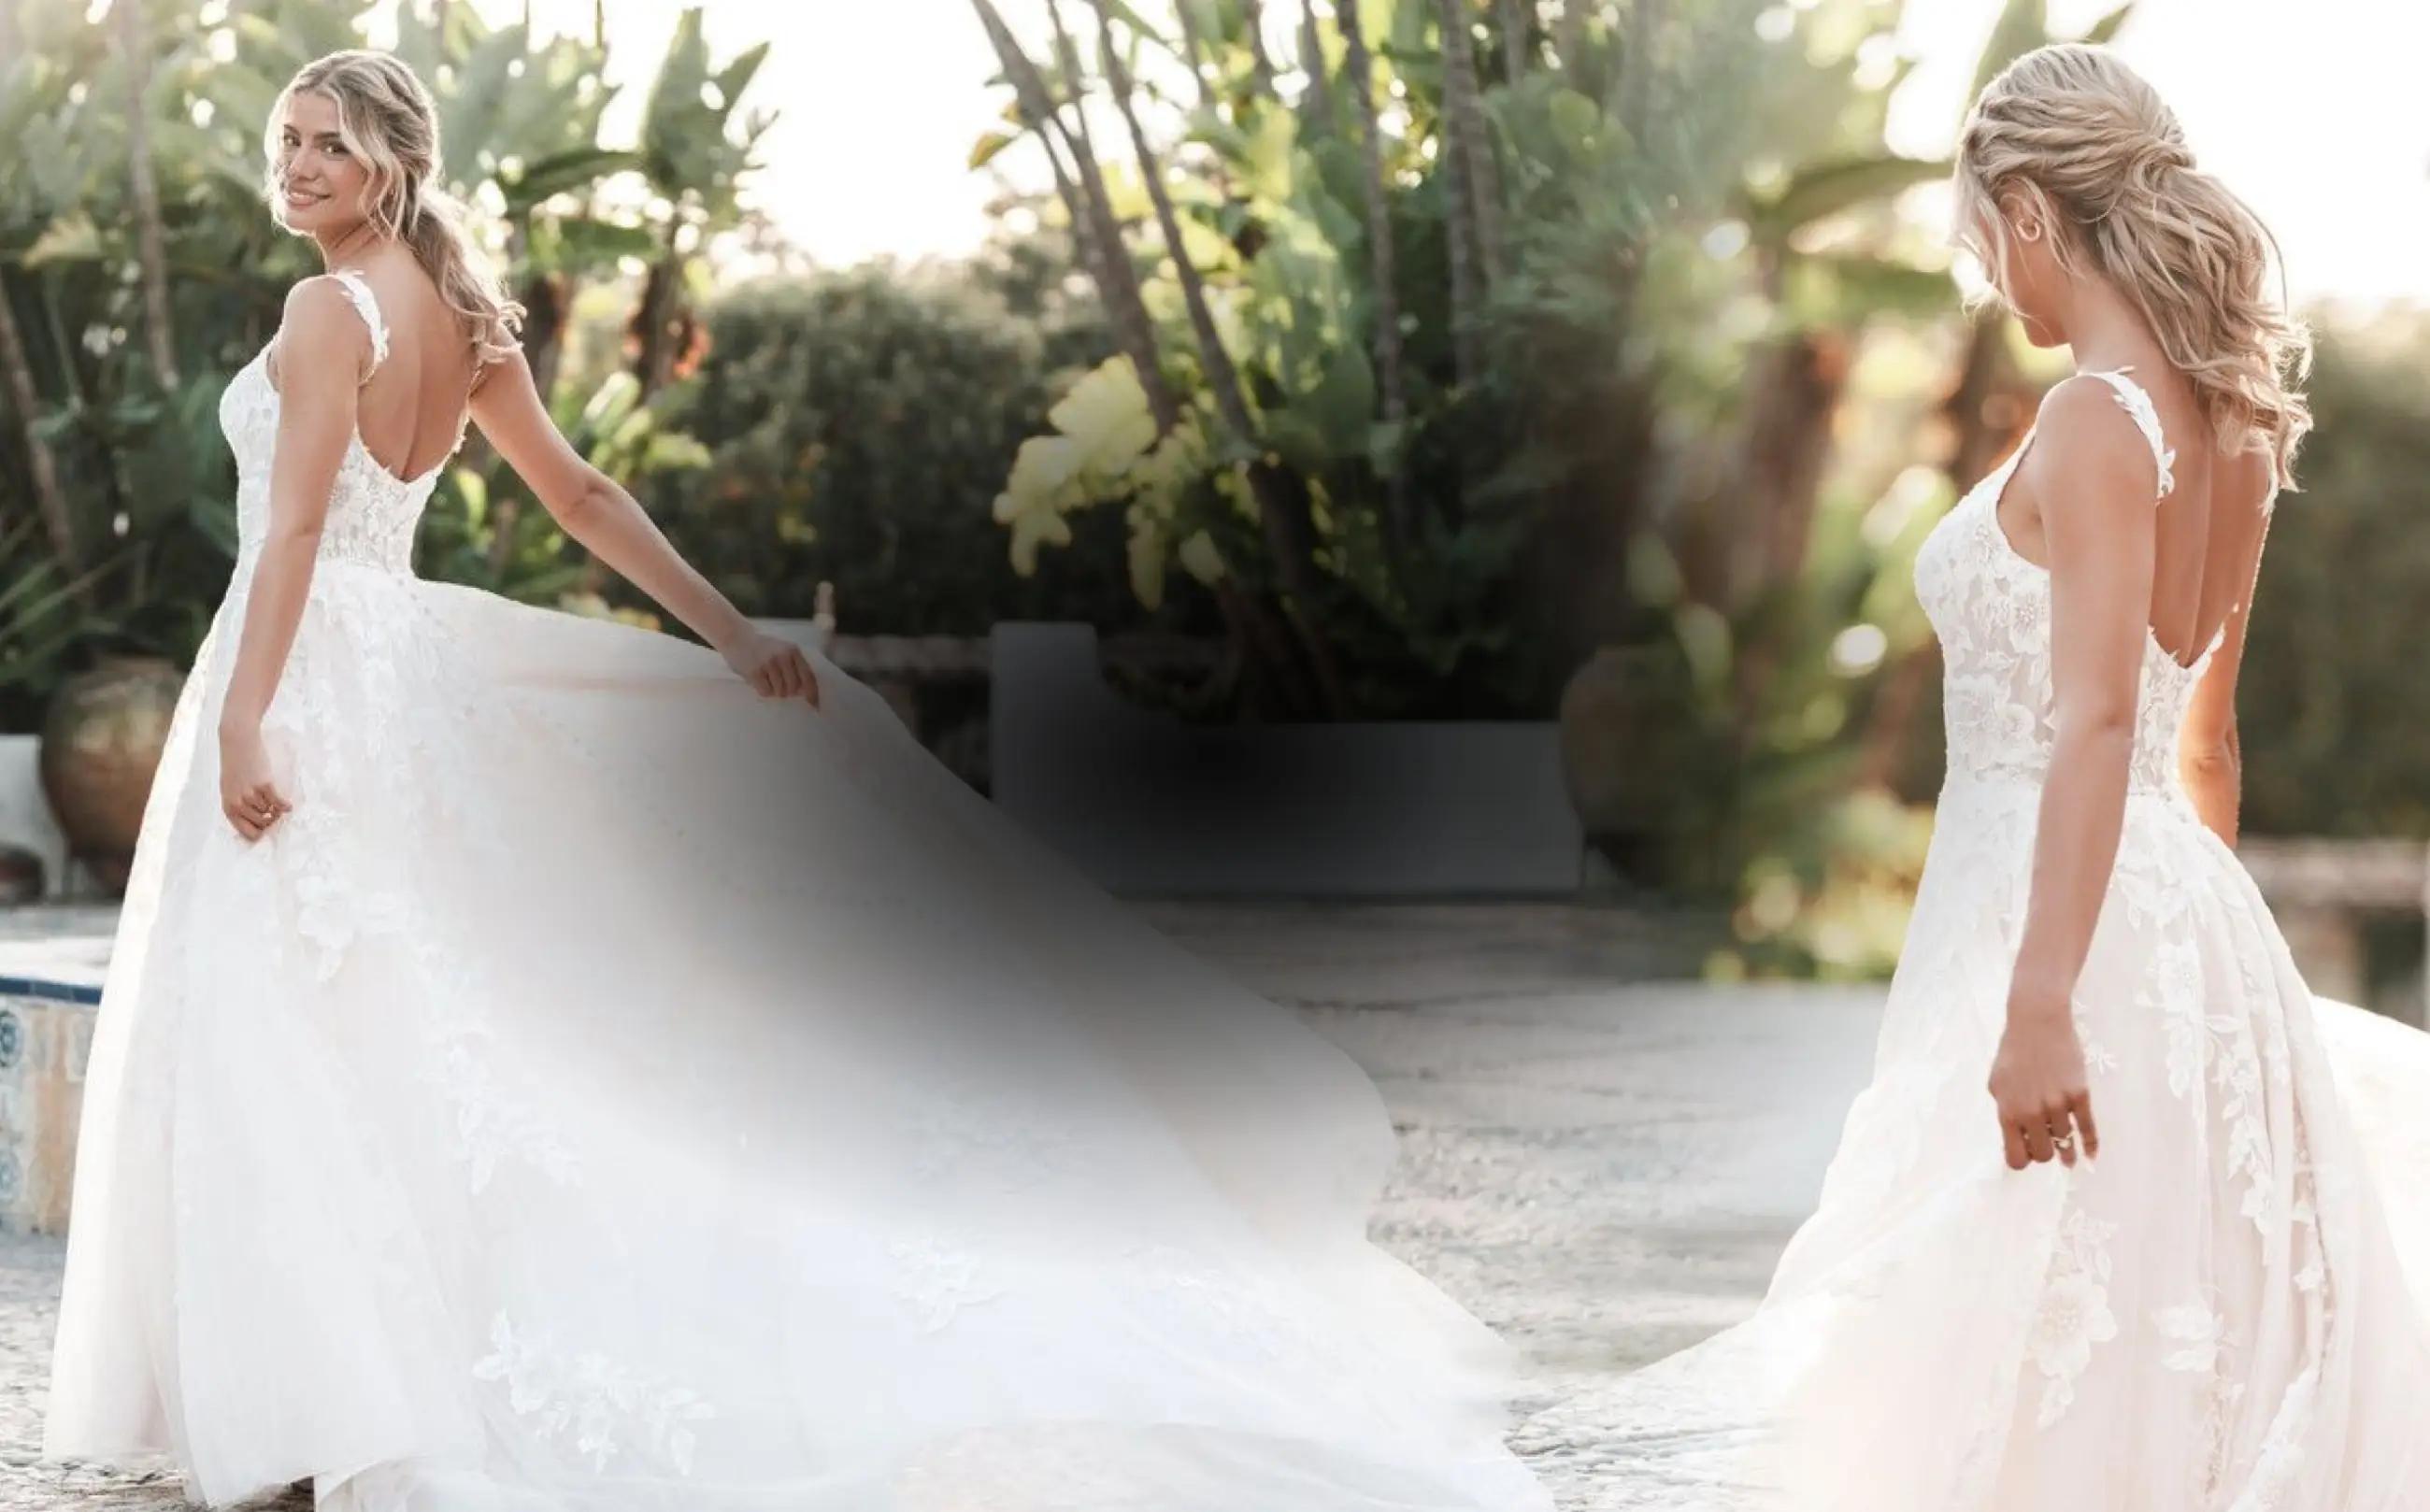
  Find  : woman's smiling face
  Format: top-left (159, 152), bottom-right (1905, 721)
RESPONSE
top-left (274, 89), bottom-right (367, 232)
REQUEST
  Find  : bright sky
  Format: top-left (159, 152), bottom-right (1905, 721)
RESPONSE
top-left (1888, 0), bottom-right (2430, 313)
top-left (432, 0), bottom-right (2426, 309)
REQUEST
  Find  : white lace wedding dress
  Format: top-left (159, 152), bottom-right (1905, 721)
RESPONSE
top-left (1574, 369), bottom-right (2430, 1510)
top-left (39, 268), bottom-right (1556, 1512)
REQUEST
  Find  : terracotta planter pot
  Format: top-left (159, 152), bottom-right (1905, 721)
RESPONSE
top-left (37, 655), bottom-right (186, 898)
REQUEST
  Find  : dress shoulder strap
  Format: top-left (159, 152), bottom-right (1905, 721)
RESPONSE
top-left (2080, 366), bottom-right (2177, 501)
top-left (321, 267), bottom-right (390, 383)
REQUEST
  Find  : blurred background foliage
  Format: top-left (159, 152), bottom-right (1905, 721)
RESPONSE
top-left (7, 0), bottom-right (2430, 983)
top-left (2235, 314), bottom-right (2430, 838)
top-left (635, 258), bottom-right (1142, 635)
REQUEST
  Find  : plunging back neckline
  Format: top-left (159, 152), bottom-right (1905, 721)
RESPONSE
top-left (264, 266), bottom-right (471, 490)
top-left (1978, 365), bottom-right (2226, 677)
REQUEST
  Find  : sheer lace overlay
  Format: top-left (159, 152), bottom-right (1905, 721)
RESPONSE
top-left (1914, 368), bottom-right (2215, 797)
top-left (1571, 369), bottom-right (2430, 1511)
top-left (41, 277), bottom-right (1556, 1512)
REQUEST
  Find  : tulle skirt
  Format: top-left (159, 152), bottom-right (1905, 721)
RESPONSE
top-left (41, 555), bottom-right (1555, 1512)
top-left (1579, 774), bottom-right (2430, 1511)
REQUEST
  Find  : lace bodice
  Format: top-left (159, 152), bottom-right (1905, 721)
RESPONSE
top-left (218, 266), bottom-right (466, 577)
top-left (1913, 366), bottom-right (2219, 798)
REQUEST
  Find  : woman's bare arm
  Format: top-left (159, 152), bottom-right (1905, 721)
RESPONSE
top-left (465, 349), bottom-right (754, 652)
top-left (215, 277), bottom-right (370, 840)
top-left (221, 278), bottom-right (367, 734)
top-left (2012, 380), bottom-right (2158, 1012)
top-left (466, 349), bottom-right (820, 704)
top-left (1986, 377), bottom-right (2162, 1169)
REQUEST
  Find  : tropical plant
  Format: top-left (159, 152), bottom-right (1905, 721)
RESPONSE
top-left (949, 0), bottom-right (2219, 962)
top-left (622, 9), bottom-right (773, 399)
top-left (963, 0), bottom-right (1980, 726)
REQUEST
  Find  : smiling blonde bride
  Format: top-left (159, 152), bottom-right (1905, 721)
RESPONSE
top-left (37, 46), bottom-right (1555, 1512)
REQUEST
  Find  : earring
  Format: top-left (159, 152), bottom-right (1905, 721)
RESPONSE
top-left (2016, 219), bottom-right (2044, 245)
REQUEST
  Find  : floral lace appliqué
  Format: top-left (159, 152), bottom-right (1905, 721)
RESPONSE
top-left (888, 1226), bottom-right (1008, 1332)
top-left (2153, 1296), bottom-right (2247, 1499)
top-left (2087, 366), bottom-right (2177, 499)
top-left (1911, 366), bottom-right (2211, 805)
top-left (2154, 1300), bottom-right (2225, 1374)
top-left (2029, 1205), bottom-right (2120, 1429)
top-left (323, 266), bottom-right (391, 370)
top-left (471, 1310), bottom-right (715, 1475)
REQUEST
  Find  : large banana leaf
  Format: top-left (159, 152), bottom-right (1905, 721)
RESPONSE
top-left (1746, 154), bottom-right (1951, 249)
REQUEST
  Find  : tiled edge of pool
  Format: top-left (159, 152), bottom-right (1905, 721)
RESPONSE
top-left (0, 977), bottom-right (100, 1006)
top-left (0, 922), bottom-right (111, 1236)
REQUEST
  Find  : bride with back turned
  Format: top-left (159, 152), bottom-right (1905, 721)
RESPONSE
top-left (37, 46), bottom-right (1555, 1512)
top-left (1584, 41), bottom-right (2430, 1511)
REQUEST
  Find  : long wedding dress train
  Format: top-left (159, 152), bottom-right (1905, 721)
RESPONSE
top-left (39, 268), bottom-right (1555, 1512)
top-left (1578, 369), bottom-right (2430, 1510)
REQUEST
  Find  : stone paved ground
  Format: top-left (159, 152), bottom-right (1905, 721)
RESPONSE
top-left (0, 901), bottom-right (1884, 1509)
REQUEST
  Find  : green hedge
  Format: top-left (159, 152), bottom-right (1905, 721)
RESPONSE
top-left (636, 264), bottom-right (1151, 636)
top-left (2238, 317), bottom-right (2430, 839)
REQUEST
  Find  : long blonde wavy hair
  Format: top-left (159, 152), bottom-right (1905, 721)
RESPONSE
top-left (263, 50), bottom-right (525, 371)
top-left (1954, 43), bottom-right (2311, 491)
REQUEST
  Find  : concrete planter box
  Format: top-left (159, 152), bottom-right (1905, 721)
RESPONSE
top-left (989, 622), bottom-right (1584, 897)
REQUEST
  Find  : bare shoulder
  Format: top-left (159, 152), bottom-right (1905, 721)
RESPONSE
top-left (274, 275), bottom-right (374, 390)
top-left (2023, 374), bottom-right (2166, 511)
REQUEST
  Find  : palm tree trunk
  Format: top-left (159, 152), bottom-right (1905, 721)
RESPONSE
top-left (972, 0), bottom-right (1323, 715)
top-left (1297, 0), bottom-right (1335, 132)
top-left (117, 0), bottom-right (179, 390)
top-left (1088, 18), bottom-right (1259, 480)
top-left (1618, 0), bottom-right (1664, 143)
top-left (969, 0), bottom-right (1179, 434)
top-left (1557, 0), bottom-right (1589, 78)
top-left (1499, 0), bottom-right (1530, 80)
top-left (1243, 0), bottom-right (1277, 93)
top-left (1043, 1), bottom-right (1092, 107)
top-left (1434, 30), bottom-right (1483, 390)
top-left (522, 274), bottom-right (571, 407)
top-left (1437, 0), bottom-right (1507, 287)
top-left (1170, 0), bottom-right (1222, 111)
top-left (1736, 328), bottom-right (1847, 603)
top-left (596, 220), bottom-right (690, 592)
top-left (627, 215), bottom-right (687, 396)
top-left (1722, 333), bottom-right (1850, 752)
top-left (971, 0), bottom-right (1333, 717)
top-left (1093, 1), bottom-right (1345, 717)
top-left (1336, 1), bottom-right (1410, 551)
top-left (0, 276), bottom-right (87, 604)
top-left (1944, 310), bottom-right (2024, 487)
